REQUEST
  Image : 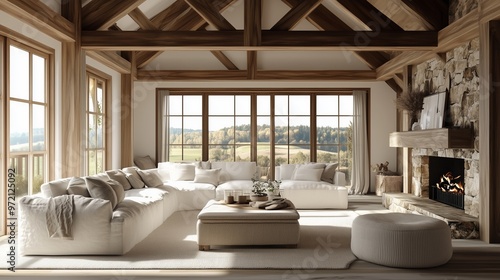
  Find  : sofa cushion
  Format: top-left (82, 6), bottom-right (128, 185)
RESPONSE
top-left (169, 164), bottom-right (196, 181)
top-left (137, 169), bottom-right (163, 188)
top-left (321, 162), bottom-right (338, 184)
top-left (41, 178), bottom-right (70, 197)
top-left (292, 165), bottom-right (324, 181)
top-left (134, 155), bottom-right (156, 170)
top-left (194, 168), bottom-right (220, 186)
top-left (67, 177), bottom-right (90, 197)
top-left (107, 179), bottom-right (125, 204)
top-left (106, 170), bottom-right (132, 190)
top-left (85, 177), bottom-right (118, 209)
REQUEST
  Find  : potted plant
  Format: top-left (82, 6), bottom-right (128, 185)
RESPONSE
top-left (395, 90), bottom-right (426, 130)
top-left (251, 179), bottom-right (281, 201)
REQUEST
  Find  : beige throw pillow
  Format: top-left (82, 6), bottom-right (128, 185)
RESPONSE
top-left (137, 169), bottom-right (163, 188)
top-left (67, 177), bottom-right (90, 197)
top-left (194, 168), bottom-right (220, 186)
top-left (107, 179), bottom-right (125, 204)
top-left (134, 155), bottom-right (156, 170)
top-left (85, 177), bottom-right (118, 209)
top-left (126, 174), bottom-right (145, 189)
top-left (321, 163), bottom-right (339, 184)
top-left (106, 170), bottom-right (132, 190)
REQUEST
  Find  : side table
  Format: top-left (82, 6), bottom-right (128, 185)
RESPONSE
top-left (375, 174), bottom-right (403, 196)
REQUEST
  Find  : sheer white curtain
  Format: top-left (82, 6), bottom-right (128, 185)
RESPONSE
top-left (157, 89), bottom-right (170, 162)
top-left (349, 90), bottom-right (370, 195)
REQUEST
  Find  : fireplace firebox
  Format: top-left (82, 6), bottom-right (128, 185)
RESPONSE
top-left (428, 156), bottom-right (465, 209)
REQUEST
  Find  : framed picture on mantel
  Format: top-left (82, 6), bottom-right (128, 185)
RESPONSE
top-left (419, 92), bottom-right (447, 130)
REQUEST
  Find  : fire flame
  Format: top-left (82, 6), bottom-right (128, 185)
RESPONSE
top-left (436, 171), bottom-right (464, 194)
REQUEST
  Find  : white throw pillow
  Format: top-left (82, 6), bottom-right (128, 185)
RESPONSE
top-left (292, 165), bottom-right (324, 181)
top-left (194, 168), bottom-right (220, 186)
top-left (67, 177), bottom-right (90, 197)
top-left (280, 164), bottom-right (298, 180)
top-left (106, 170), bottom-right (132, 190)
top-left (321, 162), bottom-right (338, 184)
top-left (225, 162), bottom-right (257, 180)
top-left (137, 169), bottom-right (164, 188)
top-left (157, 162), bottom-right (174, 181)
top-left (85, 177), bottom-right (118, 209)
top-left (170, 164), bottom-right (196, 181)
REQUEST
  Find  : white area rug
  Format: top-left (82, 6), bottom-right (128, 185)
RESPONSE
top-left (9, 202), bottom-right (389, 270)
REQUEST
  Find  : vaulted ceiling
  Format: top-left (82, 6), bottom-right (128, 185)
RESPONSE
top-left (2, 0), bottom-right (469, 92)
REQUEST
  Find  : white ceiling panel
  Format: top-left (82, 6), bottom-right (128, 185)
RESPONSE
top-left (258, 51), bottom-right (371, 70)
top-left (144, 51), bottom-right (232, 70)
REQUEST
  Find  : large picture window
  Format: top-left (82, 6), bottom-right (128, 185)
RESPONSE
top-left (7, 41), bottom-right (51, 196)
top-left (159, 90), bottom-right (360, 185)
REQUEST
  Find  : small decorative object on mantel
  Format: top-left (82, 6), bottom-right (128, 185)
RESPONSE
top-left (371, 161), bottom-right (397, 175)
top-left (251, 179), bottom-right (281, 201)
top-left (395, 90), bottom-right (427, 130)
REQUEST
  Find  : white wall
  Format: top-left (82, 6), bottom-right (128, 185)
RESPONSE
top-left (134, 80), bottom-right (397, 191)
top-left (86, 57), bottom-right (122, 169)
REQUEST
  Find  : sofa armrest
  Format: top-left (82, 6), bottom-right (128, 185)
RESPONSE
top-left (19, 195), bottom-right (118, 255)
top-left (334, 171), bottom-right (346, 186)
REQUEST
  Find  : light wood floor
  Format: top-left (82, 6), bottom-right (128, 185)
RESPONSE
top-left (3, 195), bottom-right (500, 280)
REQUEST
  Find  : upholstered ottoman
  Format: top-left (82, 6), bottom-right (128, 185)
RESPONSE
top-left (351, 213), bottom-right (452, 268)
top-left (197, 200), bottom-right (300, 251)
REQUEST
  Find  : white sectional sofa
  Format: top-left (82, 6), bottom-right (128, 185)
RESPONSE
top-left (18, 161), bottom-right (348, 256)
top-left (276, 163), bottom-right (348, 209)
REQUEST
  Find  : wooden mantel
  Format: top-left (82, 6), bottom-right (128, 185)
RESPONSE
top-left (389, 127), bottom-right (474, 149)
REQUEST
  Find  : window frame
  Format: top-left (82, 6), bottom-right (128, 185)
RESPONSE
top-left (5, 38), bottom-right (54, 197)
top-left (157, 88), bottom-right (369, 181)
top-left (84, 66), bottom-right (112, 175)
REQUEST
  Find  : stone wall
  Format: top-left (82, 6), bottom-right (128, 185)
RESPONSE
top-left (411, 35), bottom-right (480, 217)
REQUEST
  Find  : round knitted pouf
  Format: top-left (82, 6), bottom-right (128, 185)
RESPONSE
top-left (351, 213), bottom-right (452, 268)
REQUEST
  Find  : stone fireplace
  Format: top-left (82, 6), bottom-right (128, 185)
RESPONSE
top-left (410, 35), bottom-right (480, 218)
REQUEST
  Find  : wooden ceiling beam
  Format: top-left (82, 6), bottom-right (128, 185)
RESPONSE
top-left (367, 0), bottom-right (430, 31)
top-left (137, 70), bottom-right (377, 81)
top-left (86, 51), bottom-right (132, 74)
top-left (336, 0), bottom-right (403, 31)
top-left (185, 0), bottom-right (236, 30)
top-left (245, 0), bottom-right (261, 80)
top-left (82, 0), bottom-right (146, 30)
top-left (401, 0), bottom-right (448, 30)
top-left (0, 0), bottom-right (75, 42)
top-left (281, 0), bottom-right (351, 31)
top-left (135, 0), bottom-right (235, 68)
top-left (271, 0), bottom-right (322, 31)
top-left (81, 30), bottom-right (437, 51)
top-left (377, 7), bottom-right (480, 80)
top-left (149, 0), bottom-right (191, 30)
top-left (282, 0), bottom-right (390, 73)
top-left (129, 8), bottom-right (159, 30)
top-left (210, 51), bottom-right (239, 70)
